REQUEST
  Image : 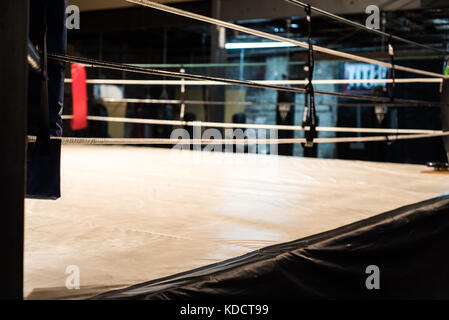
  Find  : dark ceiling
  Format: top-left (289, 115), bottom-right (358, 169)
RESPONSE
top-left (67, 1), bottom-right (449, 64)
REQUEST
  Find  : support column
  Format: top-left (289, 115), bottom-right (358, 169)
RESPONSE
top-left (209, 0), bottom-right (226, 123)
top-left (0, 1), bottom-right (28, 299)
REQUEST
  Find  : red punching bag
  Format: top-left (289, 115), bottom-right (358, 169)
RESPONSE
top-left (71, 63), bottom-right (88, 130)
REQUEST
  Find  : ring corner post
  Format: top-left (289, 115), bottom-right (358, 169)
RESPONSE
top-left (0, 0), bottom-right (29, 300)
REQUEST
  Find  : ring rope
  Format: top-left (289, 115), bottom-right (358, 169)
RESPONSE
top-left (126, 0), bottom-right (448, 80)
top-left (98, 98), bottom-right (440, 108)
top-left (64, 78), bottom-right (443, 86)
top-left (61, 115), bottom-right (444, 135)
top-left (49, 53), bottom-right (446, 107)
top-left (285, 0), bottom-right (448, 55)
top-left (27, 131), bottom-right (449, 145)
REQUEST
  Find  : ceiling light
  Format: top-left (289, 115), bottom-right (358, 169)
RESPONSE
top-left (224, 42), bottom-right (296, 49)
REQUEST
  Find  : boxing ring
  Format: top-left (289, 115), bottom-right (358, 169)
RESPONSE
top-left (24, 145), bottom-right (449, 299)
top-left (19, 0), bottom-right (449, 300)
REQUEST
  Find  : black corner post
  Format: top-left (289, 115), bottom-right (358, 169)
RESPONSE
top-left (0, 1), bottom-right (29, 299)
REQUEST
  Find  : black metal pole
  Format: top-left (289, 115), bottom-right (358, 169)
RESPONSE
top-left (0, 0), bottom-right (28, 299)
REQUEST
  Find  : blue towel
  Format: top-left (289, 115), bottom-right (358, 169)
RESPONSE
top-left (26, 0), bottom-right (67, 199)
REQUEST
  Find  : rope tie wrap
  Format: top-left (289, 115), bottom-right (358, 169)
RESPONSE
top-left (302, 5), bottom-right (317, 148)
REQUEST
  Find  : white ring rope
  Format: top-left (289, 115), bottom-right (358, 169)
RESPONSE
top-left (95, 97), bottom-right (436, 108)
top-left (64, 78), bottom-right (443, 86)
top-left (126, 0), bottom-right (448, 80)
top-left (27, 131), bottom-right (449, 145)
top-left (100, 97), bottom-right (290, 106)
top-left (61, 115), bottom-right (444, 135)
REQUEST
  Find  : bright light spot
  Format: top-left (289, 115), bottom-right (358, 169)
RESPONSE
top-left (224, 42), bottom-right (296, 50)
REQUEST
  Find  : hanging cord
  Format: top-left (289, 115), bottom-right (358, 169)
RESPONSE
top-left (36, 0), bottom-right (50, 153)
top-left (302, 5), bottom-right (317, 147)
top-left (388, 35), bottom-right (399, 142)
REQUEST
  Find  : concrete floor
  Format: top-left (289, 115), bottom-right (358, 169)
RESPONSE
top-left (24, 145), bottom-right (449, 299)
